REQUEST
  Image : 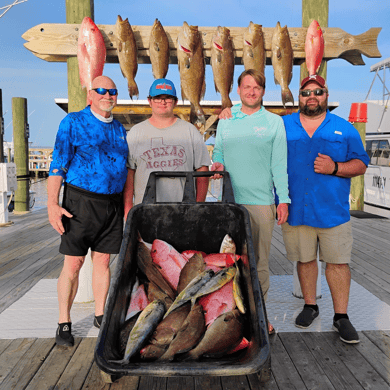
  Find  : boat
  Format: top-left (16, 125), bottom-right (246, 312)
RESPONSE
top-left (359, 57), bottom-right (390, 218)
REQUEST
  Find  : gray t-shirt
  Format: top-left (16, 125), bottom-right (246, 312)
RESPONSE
top-left (127, 118), bottom-right (211, 204)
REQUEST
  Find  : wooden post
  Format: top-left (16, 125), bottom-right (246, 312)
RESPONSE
top-left (66, 0), bottom-right (94, 113)
top-left (12, 97), bottom-right (29, 213)
top-left (301, 0), bottom-right (329, 81)
top-left (294, 1), bottom-right (330, 299)
top-left (66, 0), bottom-right (95, 304)
top-left (0, 90), bottom-right (4, 163)
top-left (350, 122), bottom-right (366, 210)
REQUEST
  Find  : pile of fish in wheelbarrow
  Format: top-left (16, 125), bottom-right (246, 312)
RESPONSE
top-left (111, 234), bottom-right (249, 365)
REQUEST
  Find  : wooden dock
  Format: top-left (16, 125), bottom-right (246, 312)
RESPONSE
top-left (1, 208), bottom-right (390, 389)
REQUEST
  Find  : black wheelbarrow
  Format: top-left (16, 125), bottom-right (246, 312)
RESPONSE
top-left (95, 171), bottom-right (270, 380)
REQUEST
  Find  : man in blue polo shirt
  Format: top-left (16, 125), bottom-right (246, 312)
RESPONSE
top-left (282, 75), bottom-right (369, 343)
top-left (48, 75), bottom-right (128, 347)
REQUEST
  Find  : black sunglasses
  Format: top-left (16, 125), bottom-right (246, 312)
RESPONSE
top-left (300, 88), bottom-right (326, 97)
top-left (92, 88), bottom-right (118, 96)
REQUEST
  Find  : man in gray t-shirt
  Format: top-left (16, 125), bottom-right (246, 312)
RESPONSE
top-left (123, 78), bottom-right (211, 218)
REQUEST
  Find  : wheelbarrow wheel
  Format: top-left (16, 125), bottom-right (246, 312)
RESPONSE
top-left (100, 370), bottom-right (118, 383)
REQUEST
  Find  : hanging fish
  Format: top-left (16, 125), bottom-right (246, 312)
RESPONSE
top-left (149, 18), bottom-right (170, 79)
top-left (271, 22), bottom-right (294, 108)
top-left (305, 20), bottom-right (325, 76)
top-left (115, 15), bottom-right (139, 99)
top-left (77, 17), bottom-right (106, 91)
top-left (177, 22), bottom-right (206, 128)
top-left (211, 26), bottom-right (235, 110)
top-left (243, 21), bottom-right (265, 75)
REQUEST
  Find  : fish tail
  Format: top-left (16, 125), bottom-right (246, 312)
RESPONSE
top-left (190, 104), bottom-right (205, 129)
top-left (221, 96), bottom-right (233, 111)
top-left (128, 80), bottom-right (139, 100)
top-left (281, 88), bottom-right (294, 108)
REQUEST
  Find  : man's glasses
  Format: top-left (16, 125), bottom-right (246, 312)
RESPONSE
top-left (92, 88), bottom-right (118, 96)
top-left (300, 88), bottom-right (326, 97)
top-left (151, 96), bottom-right (176, 103)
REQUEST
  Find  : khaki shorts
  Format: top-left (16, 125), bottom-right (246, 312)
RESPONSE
top-left (281, 221), bottom-right (353, 264)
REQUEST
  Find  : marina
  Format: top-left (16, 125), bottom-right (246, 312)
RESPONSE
top-left (0, 195), bottom-right (389, 389)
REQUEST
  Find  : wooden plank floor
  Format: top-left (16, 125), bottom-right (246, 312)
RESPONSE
top-left (1, 208), bottom-right (390, 389)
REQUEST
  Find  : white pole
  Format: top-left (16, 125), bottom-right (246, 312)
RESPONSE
top-left (292, 252), bottom-right (322, 299)
top-left (74, 249), bottom-right (95, 303)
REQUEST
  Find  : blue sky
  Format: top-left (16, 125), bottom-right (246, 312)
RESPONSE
top-left (1, 0), bottom-right (389, 147)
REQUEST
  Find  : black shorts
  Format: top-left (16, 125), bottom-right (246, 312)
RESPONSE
top-left (59, 184), bottom-right (124, 256)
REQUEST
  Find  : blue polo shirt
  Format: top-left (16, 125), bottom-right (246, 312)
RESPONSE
top-left (282, 110), bottom-right (369, 228)
top-left (49, 106), bottom-right (128, 194)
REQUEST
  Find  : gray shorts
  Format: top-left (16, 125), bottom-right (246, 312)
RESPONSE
top-left (281, 221), bottom-right (353, 264)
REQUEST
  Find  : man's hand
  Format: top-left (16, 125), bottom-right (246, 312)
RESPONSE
top-left (48, 204), bottom-right (72, 235)
top-left (276, 203), bottom-right (289, 225)
top-left (314, 153), bottom-right (336, 175)
top-left (219, 107), bottom-right (233, 120)
top-left (210, 162), bottom-right (225, 180)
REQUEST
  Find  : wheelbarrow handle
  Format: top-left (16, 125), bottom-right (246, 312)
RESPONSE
top-left (142, 171), bottom-right (235, 204)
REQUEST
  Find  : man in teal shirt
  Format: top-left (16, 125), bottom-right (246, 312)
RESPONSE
top-left (211, 69), bottom-right (290, 335)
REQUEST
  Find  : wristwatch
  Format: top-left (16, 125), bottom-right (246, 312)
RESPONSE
top-left (331, 161), bottom-right (338, 175)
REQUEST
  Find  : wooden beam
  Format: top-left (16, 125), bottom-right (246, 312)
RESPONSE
top-left (22, 24), bottom-right (382, 66)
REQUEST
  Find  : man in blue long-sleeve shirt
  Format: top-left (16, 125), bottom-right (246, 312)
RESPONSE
top-left (48, 76), bottom-right (128, 347)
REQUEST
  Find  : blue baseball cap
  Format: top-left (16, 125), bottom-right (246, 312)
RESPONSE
top-left (149, 78), bottom-right (177, 98)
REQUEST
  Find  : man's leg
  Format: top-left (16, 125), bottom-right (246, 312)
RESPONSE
top-left (297, 259), bottom-right (318, 305)
top-left (325, 263), bottom-right (351, 313)
top-left (243, 205), bottom-right (275, 302)
top-left (57, 255), bottom-right (85, 323)
top-left (91, 251), bottom-right (111, 317)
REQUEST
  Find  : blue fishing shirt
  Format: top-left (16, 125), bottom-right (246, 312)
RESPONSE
top-left (282, 110), bottom-right (369, 228)
top-left (213, 104), bottom-right (290, 205)
top-left (49, 106), bottom-right (128, 194)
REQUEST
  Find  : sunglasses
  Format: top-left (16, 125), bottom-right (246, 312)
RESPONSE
top-left (151, 96), bottom-right (176, 103)
top-left (300, 88), bottom-right (326, 97)
top-left (92, 88), bottom-right (118, 96)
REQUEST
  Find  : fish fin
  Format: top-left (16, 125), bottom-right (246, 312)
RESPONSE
top-left (214, 81), bottom-right (219, 94)
top-left (276, 48), bottom-right (282, 59)
top-left (274, 76), bottom-right (280, 86)
top-left (181, 87), bottom-right (187, 102)
top-left (118, 41), bottom-right (122, 53)
top-left (154, 42), bottom-right (160, 52)
top-left (200, 78), bottom-right (206, 100)
top-left (217, 51), bottom-right (222, 63)
top-left (184, 56), bottom-right (191, 69)
top-left (281, 88), bottom-right (294, 108)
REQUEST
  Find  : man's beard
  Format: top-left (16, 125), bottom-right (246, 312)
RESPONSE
top-left (300, 98), bottom-right (327, 117)
top-left (99, 102), bottom-right (115, 112)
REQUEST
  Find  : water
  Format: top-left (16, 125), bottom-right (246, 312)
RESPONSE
top-left (29, 177), bottom-right (50, 211)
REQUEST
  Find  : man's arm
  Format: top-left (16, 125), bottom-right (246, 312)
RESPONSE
top-left (195, 166), bottom-right (209, 202)
top-left (123, 168), bottom-right (135, 221)
top-left (47, 176), bottom-right (73, 235)
top-left (314, 154), bottom-right (367, 178)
